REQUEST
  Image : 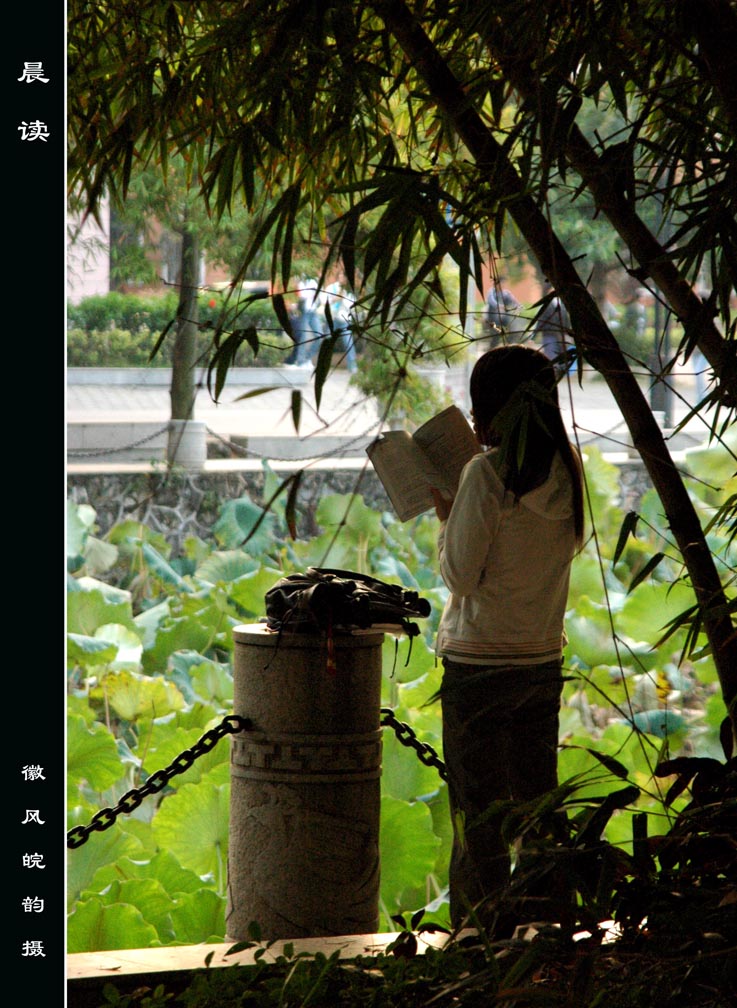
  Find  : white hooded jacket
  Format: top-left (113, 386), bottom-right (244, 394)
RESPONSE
top-left (436, 448), bottom-right (577, 666)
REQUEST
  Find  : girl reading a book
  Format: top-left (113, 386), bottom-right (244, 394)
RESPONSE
top-left (431, 344), bottom-right (584, 935)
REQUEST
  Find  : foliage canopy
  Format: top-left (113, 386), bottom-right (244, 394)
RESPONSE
top-left (68, 0), bottom-right (737, 747)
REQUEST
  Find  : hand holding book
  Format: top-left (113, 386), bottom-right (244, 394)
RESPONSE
top-left (430, 487), bottom-right (453, 522)
top-left (366, 405), bottom-right (479, 521)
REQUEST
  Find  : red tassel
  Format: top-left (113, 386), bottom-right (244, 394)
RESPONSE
top-left (326, 611), bottom-right (337, 675)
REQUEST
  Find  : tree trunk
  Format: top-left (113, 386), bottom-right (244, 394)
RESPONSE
top-left (379, 1), bottom-right (737, 743)
top-left (170, 226), bottom-right (200, 426)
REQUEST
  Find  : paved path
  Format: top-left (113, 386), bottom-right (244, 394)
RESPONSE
top-left (66, 361), bottom-right (713, 467)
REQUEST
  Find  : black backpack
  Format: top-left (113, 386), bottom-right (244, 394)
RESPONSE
top-left (264, 567), bottom-right (431, 639)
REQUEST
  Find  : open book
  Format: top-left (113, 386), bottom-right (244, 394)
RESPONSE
top-left (366, 405), bottom-right (479, 521)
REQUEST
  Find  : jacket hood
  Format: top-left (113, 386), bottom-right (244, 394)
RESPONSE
top-left (520, 451), bottom-right (574, 520)
top-left (485, 448), bottom-right (574, 521)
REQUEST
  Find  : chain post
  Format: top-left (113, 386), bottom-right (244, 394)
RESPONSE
top-left (68, 708), bottom-right (446, 851)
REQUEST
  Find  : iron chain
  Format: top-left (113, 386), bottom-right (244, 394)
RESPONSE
top-left (67, 422), bottom-right (172, 459)
top-left (66, 715), bottom-right (252, 849)
top-left (380, 707), bottom-right (447, 781)
top-left (67, 709), bottom-right (446, 850)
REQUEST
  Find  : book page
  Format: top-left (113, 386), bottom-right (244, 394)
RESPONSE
top-left (366, 406), bottom-right (479, 522)
top-left (366, 430), bottom-right (447, 522)
top-left (412, 405), bottom-right (479, 499)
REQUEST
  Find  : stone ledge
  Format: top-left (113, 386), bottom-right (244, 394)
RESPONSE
top-left (67, 366), bottom-right (314, 388)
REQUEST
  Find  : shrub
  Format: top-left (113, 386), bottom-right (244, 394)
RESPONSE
top-left (67, 291), bottom-right (296, 367)
top-left (67, 291), bottom-right (180, 334)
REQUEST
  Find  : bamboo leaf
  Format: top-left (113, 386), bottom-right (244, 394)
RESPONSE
top-left (613, 511), bottom-right (640, 565)
top-left (313, 334), bottom-right (338, 412)
top-left (284, 469), bottom-right (304, 540)
top-left (290, 389), bottom-right (302, 432)
top-left (232, 386), bottom-right (283, 401)
top-left (272, 292), bottom-right (292, 339)
top-left (627, 552), bottom-right (665, 593)
top-left (149, 318), bottom-right (174, 363)
top-left (207, 326), bottom-right (259, 400)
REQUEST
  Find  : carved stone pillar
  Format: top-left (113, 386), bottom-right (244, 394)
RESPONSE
top-left (226, 624), bottom-right (384, 941)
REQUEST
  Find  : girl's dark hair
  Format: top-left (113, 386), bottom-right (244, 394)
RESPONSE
top-left (470, 345), bottom-right (584, 544)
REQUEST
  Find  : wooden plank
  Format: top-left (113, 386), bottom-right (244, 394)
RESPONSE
top-left (67, 933), bottom-right (409, 981)
top-left (67, 932), bottom-right (458, 1007)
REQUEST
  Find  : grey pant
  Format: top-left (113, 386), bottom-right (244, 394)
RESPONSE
top-left (440, 658), bottom-right (563, 927)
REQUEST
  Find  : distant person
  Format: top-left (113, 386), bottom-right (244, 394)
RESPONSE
top-left (621, 289), bottom-right (646, 339)
top-left (325, 276), bottom-right (358, 373)
top-left (285, 276), bottom-right (324, 366)
top-left (602, 298), bottom-right (621, 334)
top-left (535, 283), bottom-right (573, 376)
top-left (484, 284), bottom-right (521, 348)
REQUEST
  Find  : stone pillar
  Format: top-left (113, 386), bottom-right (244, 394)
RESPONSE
top-left (167, 419), bottom-right (207, 469)
top-left (226, 624), bottom-right (384, 941)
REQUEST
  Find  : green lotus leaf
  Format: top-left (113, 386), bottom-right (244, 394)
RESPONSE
top-left (67, 714), bottom-right (124, 795)
top-left (683, 429), bottom-right (737, 497)
top-left (91, 669), bottom-right (186, 722)
top-left (67, 500), bottom-right (96, 555)
top-left (564, 596), bottom-right (621, 667)
top-left (66, 822), bottom-right (144, 909)
top-left (228, 566), bottom-right (285, 617)
top-left (85, 536), bottom-right (120, 575)
top-left (92, 877), bottom-right (177, 943)
top-left (106, 517), bottom-right (170, 551)
top-left (95, 623), bottom-right (143, 668)
top-left (141, 541), bottom-right (193, 592)
top-left (630, 708), bottom-right (686, 739)
top-left (382, 631), bottom-right (435, 685)
top-left (138, 722), bottom-right (230, 786)
top-left (190, 660), bottom-right (234, 706)
top-left (67, 585), bottom-right (134, 640)
top-left (140, 597), bottom-right (230, 675)
top-left (170, 888), bottom-right (225, 944)
top-left (66, 896), bottom-right (159, 953)
top-left (151, 778), bottom-right (230, 881)
top-left (213, 495), bottom-right (275, 553)
top-left (580, 447), bottom-right (623, 533)
top-left (67, 633), bottom-right (118, 668)
top-left (89, 851), bottom-right (204, 899)
top-left (167, 651), bottom-right (233, 706)
top-left (195, 549), bottom-right (261, 585)
top-left (394, 663), bottom-right (439, 708)
top-left (315, 493), bottom-right (384, 538)
top-left (381, 729), bottom-right (442, 803)
top-left (379, 795), bottom-right (441, 914)
top-left (67, 694), bottom-right (97, 725)
top-left (617, 580), bottom-right (698, 664)
top-left (570, 552), bottom-right (621, 600)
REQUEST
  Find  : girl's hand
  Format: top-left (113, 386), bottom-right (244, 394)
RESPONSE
top-left (431, 488), bottom-right (453, 521)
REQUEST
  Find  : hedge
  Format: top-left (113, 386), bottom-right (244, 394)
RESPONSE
top-left (67, 291), bottom-right (295, 368)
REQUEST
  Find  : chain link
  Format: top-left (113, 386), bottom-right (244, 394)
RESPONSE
top-left (66, 715), bottom-right (252, 849)
top-left (380, 707), bottom-right (447, 781)
top-left (67, 709), bottom-right (446, 850)
top-left (67, 422), bottom-right (173, 459)
top-left (205, 423), bottom-right (380, 463)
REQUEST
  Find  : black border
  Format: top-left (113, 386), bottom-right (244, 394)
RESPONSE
top-left (11, 4), bottom-right (66, 1002)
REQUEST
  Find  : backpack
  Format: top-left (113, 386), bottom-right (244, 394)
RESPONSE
top-left (264, 567), bottom-right (431, 639)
